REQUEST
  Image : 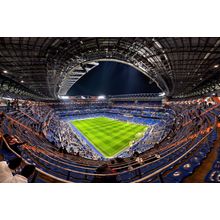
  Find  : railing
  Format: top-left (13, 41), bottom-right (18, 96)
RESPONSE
top-left (2, 119), bottom-right (213, 183)
top-left (108, 93), bottom-right (162, 98)
top-left (0, 106), bottom-right (218, 183)
top-left (133, 121), bottom-right (217, 183)
top-left (0, 126), bottom-right (214, 183)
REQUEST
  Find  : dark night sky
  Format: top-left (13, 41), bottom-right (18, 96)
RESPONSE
top-left (67, 61), bottom-right (161, 96)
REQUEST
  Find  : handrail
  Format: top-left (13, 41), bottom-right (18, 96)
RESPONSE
top-left (5, 114), bottom-right (40, 137)
top-left (133, 122), bottom-right (216, 183)
top-left (18, 109), bottom-right (39, 124)
top-left (0, 125), bottom-right (214, 183)
top-left (17, 123), bottom-right (212, 180)
top-left (0, 106), bottom-right (218, 182)
top-left (1, 112), bottom-right (214, 179)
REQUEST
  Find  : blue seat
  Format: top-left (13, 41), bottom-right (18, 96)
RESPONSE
top-left (164, 169), bottom-right (188, 183)
top-left (179, 162), bottom-right (195, 174)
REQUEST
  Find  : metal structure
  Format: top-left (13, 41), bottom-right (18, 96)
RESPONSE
top-left (0, 73), bottom-right (46, 100)
top-left (0, 37), bottom-right (220, 100)
top-left (58, 61), bottom-right (99, 96)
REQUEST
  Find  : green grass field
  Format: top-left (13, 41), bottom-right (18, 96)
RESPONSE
top-left (70, 117), bottom-right (148, 158)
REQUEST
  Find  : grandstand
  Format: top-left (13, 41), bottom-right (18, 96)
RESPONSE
top-left (0, 37), bottom-right (220, 183)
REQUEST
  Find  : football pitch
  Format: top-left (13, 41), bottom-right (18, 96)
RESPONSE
top-left (70, 117), bottom-right (148, 158)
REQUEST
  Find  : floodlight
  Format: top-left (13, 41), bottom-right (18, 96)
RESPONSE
top-left (97, 95), bottom-right (106, 100)
top-left (2, 97), bottom-right (13, 101)
top-left (58, 95), bottom-right (69, 100)
top-left (159, 92), bottom-right (165, 97)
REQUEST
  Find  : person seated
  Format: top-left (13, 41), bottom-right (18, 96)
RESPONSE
top-left (155, 153), bottom-right (161, 159)
top-left (10, 165), bottom-right (36, 183)
top-left (93, 164), bottom-right (118, 183)
top-left (135, 156), bottom-right (144, 165)
top-left (128, 165), bottom-right (134, 171)
top-left (9, 142), bottom-right (25, 156)
top-left (3, 134), bottom-right (26, 155)
top-left (0, 157), bottom-right (22, 183)
top-left (133, 152), bottom-right (144, 165)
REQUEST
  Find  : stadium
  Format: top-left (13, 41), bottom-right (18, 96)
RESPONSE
top-left (0, 37), bottom-right (220, 183)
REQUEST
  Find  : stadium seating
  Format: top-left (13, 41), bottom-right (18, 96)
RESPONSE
top-left (0, 98), bottom-right (219, 183)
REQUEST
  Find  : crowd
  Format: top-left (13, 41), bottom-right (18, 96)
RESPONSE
top-left (15, 101), bottom-right (102, 160)
top-left (1, 98), bottom-right (216, 165)
top-left (0, 97), bottom-right (218, 183)
top-left (47, 118), bottom-right (101, 160)
top-left (1, 99), bottom-right (175, 161)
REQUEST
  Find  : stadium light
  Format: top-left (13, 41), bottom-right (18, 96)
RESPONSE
top-left (3, 70), bottom-right (8, 73)
top-left (2, 97), bottom-right (13, 101)
top-left (97, 95), bottom-right (106, 100)
top-left (159, 92), bottom-right (166, 97)
top-left (58, 95), bottom-right (69, 100)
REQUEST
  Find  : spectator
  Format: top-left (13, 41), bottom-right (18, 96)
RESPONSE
top-left (0, 157), bottom-right (22, 183)
top-left (128, 165), bottom-right (134, 171)
top-left (134, 152), bottom-right (144, 165)
top-left (8, 164), bottom-right (36, 183)
top-left (135, 156), bottom-right (144, 165)
top-left (93, 164), bottom-right (118, 183)
top-left (12, 165), bottom-right (36, 183)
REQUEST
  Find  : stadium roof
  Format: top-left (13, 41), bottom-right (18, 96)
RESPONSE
top-left (0, 37), bottom-right (220, 100)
